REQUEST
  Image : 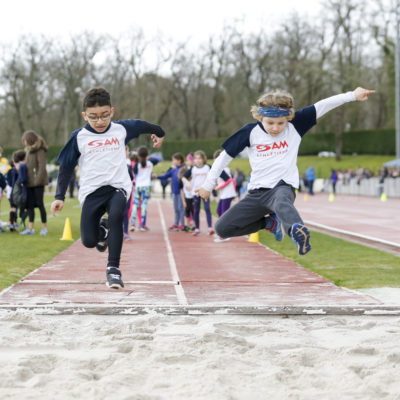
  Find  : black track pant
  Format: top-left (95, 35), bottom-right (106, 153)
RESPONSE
top-left (27, 186), bottom-right (47, 223)
top-left (81, 186), bottom-right (127, 268)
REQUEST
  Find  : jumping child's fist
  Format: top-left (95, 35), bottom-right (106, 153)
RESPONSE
top-left (51, 200), bottom-right (64, 217)
top-left (353, 87), bottom-right (375, 102)
top-left (195, 187), bottom-right (211, 200)
top-left (151, 134), bottom-right (164, 148)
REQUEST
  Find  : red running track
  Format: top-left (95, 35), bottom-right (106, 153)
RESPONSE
top-left (0, 198), bottom-right (393, 315)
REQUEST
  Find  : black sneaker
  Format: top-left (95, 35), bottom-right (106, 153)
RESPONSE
top-left (96, 215), bottom-right (109, 253)
top-left (106, 267), bottom-right (124, 289)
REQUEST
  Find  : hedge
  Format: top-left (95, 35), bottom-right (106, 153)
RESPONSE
top-left (162, 129), bottom-right (396, 158)
top-left (2, 128), bottom-right (395, 162)
top-left (2, 145), bottom-right (63, 164)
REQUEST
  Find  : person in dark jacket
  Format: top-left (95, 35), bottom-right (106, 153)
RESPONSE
top-left (20, 130), bottom-right (49, 235)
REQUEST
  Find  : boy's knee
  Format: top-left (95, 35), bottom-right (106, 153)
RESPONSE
top-left (81, 235), bottom-right (97, 248)
top-left (215, 219), bottom-right (229, 238)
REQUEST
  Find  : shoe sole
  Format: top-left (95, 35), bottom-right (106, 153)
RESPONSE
top-left (106, 282), bottom-right (124, 290)
top-left (292, 225), bottom-right (311, 255)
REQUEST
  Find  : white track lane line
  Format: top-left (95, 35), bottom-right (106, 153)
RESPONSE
top-left (305, 220), bottom-right (400, 248)
top-left (157, 200), bottom-right (188, 305)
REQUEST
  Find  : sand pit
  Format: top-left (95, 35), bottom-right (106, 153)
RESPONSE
top-left (0, 311), bottom-right (399, 399)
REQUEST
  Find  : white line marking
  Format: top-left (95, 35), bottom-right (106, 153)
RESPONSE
top-left (157, 199), bottom-right (188, 305)
top-left (20, 280), bottom-right (177, 285)
top-left (305, 220), bottom-right (400, 248)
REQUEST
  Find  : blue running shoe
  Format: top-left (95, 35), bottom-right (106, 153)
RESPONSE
top-left (265, 214), bottom-right (283, 241)
top-left (20, 228), bottom-right (35, 235)
top-left (290, 223), bottom-right (311, 255)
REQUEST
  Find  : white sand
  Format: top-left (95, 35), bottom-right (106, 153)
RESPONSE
top-left (0, 312), bottom-right (399, 399)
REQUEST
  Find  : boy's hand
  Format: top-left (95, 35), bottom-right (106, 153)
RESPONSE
top-left (51, 200), bottom-right (64, 217)
top-left (151, 134), bottom-right (164, 148)
top-left (195, 187), bottom-right (210, 200)
top-left (354, 87), bottom-right (375, 102)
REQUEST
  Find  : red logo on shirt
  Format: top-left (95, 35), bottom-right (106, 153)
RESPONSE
top-left (256, 141), bottom-right (288, 152)
top-left (88, 138), bottom-right (120, 148)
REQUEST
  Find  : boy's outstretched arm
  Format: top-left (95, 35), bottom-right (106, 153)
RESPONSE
top-left (195, 150), bottom-right (233, 200)
top-left (118, 120), bottom-right (166, 147)
top-left (314, 87), bottom-right (375, 119)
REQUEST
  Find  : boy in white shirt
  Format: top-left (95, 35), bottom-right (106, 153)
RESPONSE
top-left (196, 87), bottom-right (374, 255)
top-left (51, 87), bottom-right (165, 289)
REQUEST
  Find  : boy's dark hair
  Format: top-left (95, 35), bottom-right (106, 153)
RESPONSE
top-left (213, 149), bottom-right (222, 159)
top-left (82, 87), bottom-right (111, 110)
top-left (137, 146), bottom-right (148, 168)
top-left (13, 149), bottom-right (26, 163)
top-left (172, 152), bottom-right (184, 164)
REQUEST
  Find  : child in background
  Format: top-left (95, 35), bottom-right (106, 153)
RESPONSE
top-left (183, 150), bottom-right (214, 236)
top-left (128, 151), bottom-right (142, 230)
top-left (178, 166), bottom-right (194, 232)
top-left (213, 149), bottom-right (236, 243)
top-left (157, 153), bottom-right (185, 231)
top-left (186, 153), bottom-right (194, 168)
top-left (123, 146), bottom-right (134, 240)
top-left (130, 146), bottom-right (159, 232)
top-left (196, 87), bottom-right (374, 255)
top-left (6, 151), bottom-right (26, 231)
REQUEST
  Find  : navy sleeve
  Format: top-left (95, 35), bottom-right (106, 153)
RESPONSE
top-left (57, 130), bottom-right (81, 170)
top-left (18, 163), bottom-right (28, 184)
top-left (133, 163), bottom-right (139, 175)
top-left (219, 170), bottom-right (230, 181)
top-left (0, 173), bottom-right (5, 190)
top-left (221, 123), bottom-right (254, 158)
top-left (184, 166), bottom-right (192, 179)
top-left (149, 155), bottom-right (161, 166)
top-left (291, 105), bottom-right (317, 137)
top-left (158, 168), bottom-right (173, 180)
top-left (55, 165), bottom-right (74, 201)
top-left (127, 164), bottom-right (133, 180)
top-left (115, 119), bottom-right (166, 144)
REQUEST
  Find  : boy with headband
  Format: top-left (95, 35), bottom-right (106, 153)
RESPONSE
top-left (196, 87), bottom-right (374, 255)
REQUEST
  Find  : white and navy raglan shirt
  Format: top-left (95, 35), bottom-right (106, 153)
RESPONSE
top-left (184, 164), bottom-right (211, 197)
top-left (55, 120), bottom-right (165, 205)
top-left (217, 167), bottom-right (236, 199)
top-left (202, 91), bottom-right (356, 192)
top-left (133, 157), bottom-right (160, 188)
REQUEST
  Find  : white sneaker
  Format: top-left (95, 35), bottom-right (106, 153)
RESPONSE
top-left (214, 236), bottom-right (230, 243)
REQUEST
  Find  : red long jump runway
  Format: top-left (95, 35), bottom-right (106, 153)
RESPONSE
top-left (295, 193), bottom-right (400, 256)
top-left (0, 198), bottom-right (397, 315)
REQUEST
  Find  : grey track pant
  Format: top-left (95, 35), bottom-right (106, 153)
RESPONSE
top-left (215, 183), bottom-right (303, 238)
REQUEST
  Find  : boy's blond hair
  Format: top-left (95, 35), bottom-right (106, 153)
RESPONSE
top-left (250, 91), bottom-right (295, 121)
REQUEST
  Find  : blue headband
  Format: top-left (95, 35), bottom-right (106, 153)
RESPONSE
top-left (258, 106), bottom-right (291, 117)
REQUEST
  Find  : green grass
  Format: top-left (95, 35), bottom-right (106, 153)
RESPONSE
top-left (209, 201), bottom-right (400, 289)
top-left (154, 154), bottom-right (394, 179)
top-left (0, 195), bottom-right (81, 291)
